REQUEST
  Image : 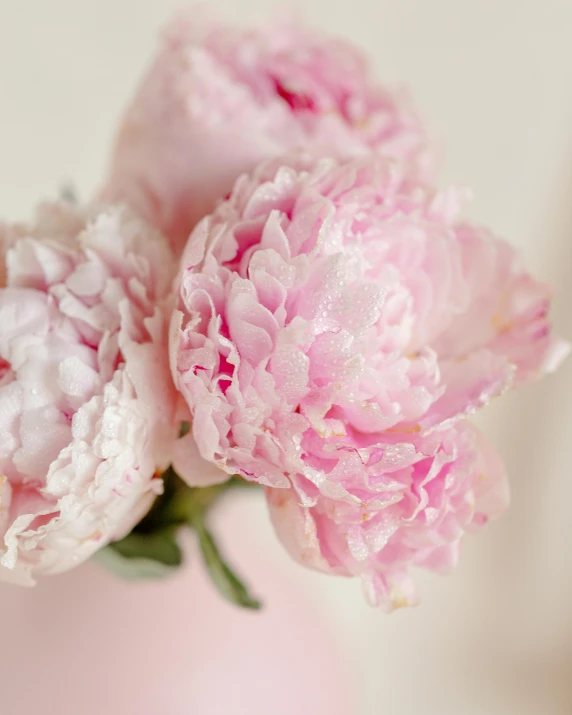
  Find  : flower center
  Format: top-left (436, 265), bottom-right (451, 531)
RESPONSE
top-left (272, 78), bottom-right (317, 113)
top-left (0, 357), bottom-right (12, 385)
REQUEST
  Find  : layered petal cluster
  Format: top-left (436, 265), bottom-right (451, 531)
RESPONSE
top-left (267, 422), bottom-right (508, 608)
top-left (102, 11), bottom-right (433, 253)
top-left (171, 154), bottom-right (567, 608)
top-left (0, 202), bottom-right (180, 584)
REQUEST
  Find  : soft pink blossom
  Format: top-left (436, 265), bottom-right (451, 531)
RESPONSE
top-left (102, 11), bottom-right (433, 254)
top-left (0, 202), bottom-right (186, 584)
top-left (171, 153), bottom-right (568, 607)
top-left (267, 422), bottom-right (508, 609)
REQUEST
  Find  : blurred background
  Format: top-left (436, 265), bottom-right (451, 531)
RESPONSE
top-left (0, 1), bottom-right (571, 713)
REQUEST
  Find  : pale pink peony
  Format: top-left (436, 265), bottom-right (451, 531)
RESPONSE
top-left (102, 10), bottom-right (433, 254)
top-left (0, 202), bottom-right (186, 584)
top-left (171, 153), bottom-right (568, 608)
top-left (267, 422), bottom-right (508, 609)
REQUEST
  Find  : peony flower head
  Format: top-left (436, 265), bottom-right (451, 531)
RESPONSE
top-left (0, 201), bottom-right (183, 584)
top-left (267, 422), bottom-right (508, 609)
top-left (171, 153), bottom-right (568, 607)
top-left (102, 10), bottom-right (433, 254)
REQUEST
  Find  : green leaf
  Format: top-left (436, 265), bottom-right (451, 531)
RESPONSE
top-left (191, 513), bottom-right (261, 610)
top-left (227, 475), bottom-right (259, 490)
top-left (95, 529), bottom-right (183, 580)
top-left (93, 466), bottom-right (263, 598)
top-left (179, 421), bottom-right (191, 438)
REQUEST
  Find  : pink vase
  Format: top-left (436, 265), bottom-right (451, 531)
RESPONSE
top-left (0, 493), bottom-right (353, 715)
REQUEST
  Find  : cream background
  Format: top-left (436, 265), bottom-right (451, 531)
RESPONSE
top-left (1, 1), bottom-right (571, 713)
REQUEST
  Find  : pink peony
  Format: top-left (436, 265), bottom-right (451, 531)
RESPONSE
top-left (0, 202), bottom-right (185, 584)
top-left (102, 11), bottom-right (433, 254)
top-left (267, 422), bottom-right (508, 609)
top-left (171, 153), bottom-right (568, 608)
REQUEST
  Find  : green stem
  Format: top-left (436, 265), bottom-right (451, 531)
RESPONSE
top-left (104, 467), bottom-right (262, 609)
